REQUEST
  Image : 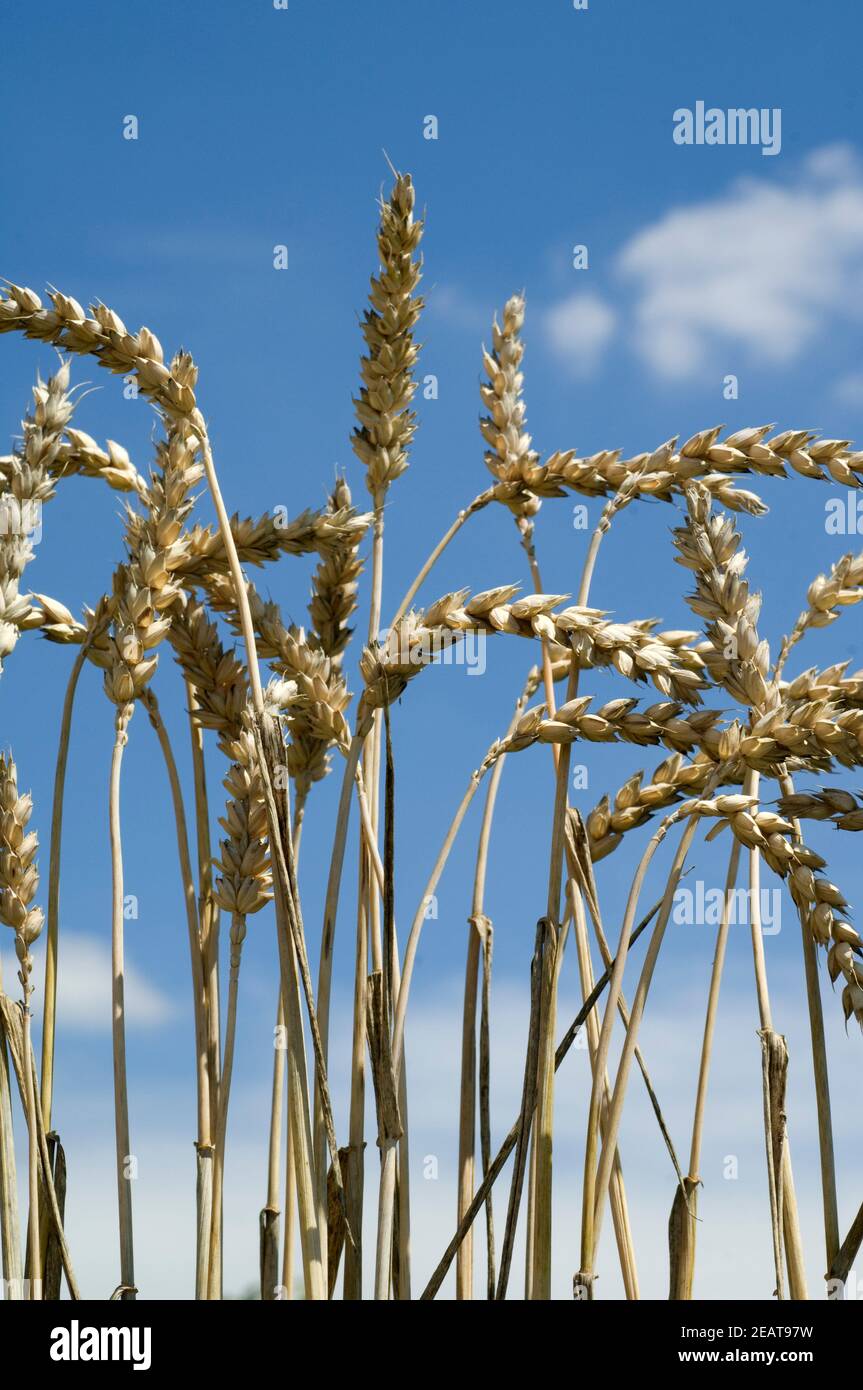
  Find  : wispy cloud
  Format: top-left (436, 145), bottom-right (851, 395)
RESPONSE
top-left (618, 143), bottom-right (863, 379)
top-left (542, 291), bottom-right (616, 378)
top-left (2, 933), bottom-right (175, 1032)
top-left (833, 369), bottom-right (863, 406)
top-left (541, 144), bottom-right (863, 384)
top-left (97, 228), bottom-right (270, 268)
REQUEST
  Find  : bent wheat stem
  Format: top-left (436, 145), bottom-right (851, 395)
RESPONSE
top-left (390, 489), bottom-right (497, 628)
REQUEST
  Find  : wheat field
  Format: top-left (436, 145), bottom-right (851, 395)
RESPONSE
top-left (0, 166), bottom-right (861, 1304)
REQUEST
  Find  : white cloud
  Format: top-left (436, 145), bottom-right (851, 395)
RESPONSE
top-left (833, 370), bottom-right (863, 405)
top-left (542, 292), bottom-right (617, 377)
top-left (617, 143), bottom-right (863, 379)
top-left (1, 932), bottom-right (175, 1032)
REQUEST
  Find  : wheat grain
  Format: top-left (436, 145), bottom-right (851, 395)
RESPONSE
top-left (213, 730), bottom-right (274, 919)
top-left (0, 363), bottom-right (77, 672)
top-left (674, 482), bottom-right (776, 710)
top-left (682, 794), bottom-right (863, 1025)
top-left (496, 423), bottom-right (863, 512)
top-left (360, 589), bottom-right (707, 709)
top-left (181, 501), bottom-right (371, 582)
top-left (502, 697), bottom-right (722, 755)
top-left (778, 786), bottom-right (863, 828)
top-left (0, 285), bottom-right (198, 417)
top-left (776, 552), bottom-right (863, 677)
top-left (0, 753), bottom-right (44, 1297)
top-left (51, 429), bottom-right (148, 497)
top-left (5, 160), bottom-right (863, 1308)
top-left (351, 173), bottom-right (423, 500)
top-left (783, 661), bottom-right (863, 708)
top-left (0, 754), bottom-right (43, 1001)
top-left (479, 295), bottom-right (542, 521)
top-left (308, 476), bottom-right (364, 661)
top-left (202, 571), bottom-right (352, 761)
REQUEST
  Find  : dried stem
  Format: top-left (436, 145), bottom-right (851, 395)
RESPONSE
top-left (422, 896), bottom-right (662, 1299)
top-left (0, 950), bottom-right (22, 1296)
top-left (109, 704), bottom-right (135, 1300)
top-left (390, 489), bottom-right (496, 628)
top-left (777, 767), bottom-right (840, 1275)
top-left (675, 837), bottom-right (742, 1299)
top-left (183, 677), bottom-right (217, 1299)
top-left (27, 1041), bottom-right (79, 1300)
top-left (142, 690), bottom-right (211, 1281)
top-left (578, 777), bottom-right (720, 1292)
top-left (456, 680), bottom-right (531, 1298)
top-left (208, 913), bottom-right (246, 1298)
top-left (41, 631), bottom-right (100, 1132)
top-left (744, 769), bottom-right (808, 1299)
top-left (264, 793), bottom-right (306, 1301)
top-left (496, 918), bottom-right (546, 1300)
top-left (375, 738), bottom-right (500, 1297)
top-left (535, 471), bottom-right (645, 1296)
top-left (22, 1002), bottom-right (39, 1298)
top-left (569, 882), bottom-right (639, 1299)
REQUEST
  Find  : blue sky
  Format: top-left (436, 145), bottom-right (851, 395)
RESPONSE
top-left (2, 0), bottom-right (863, 1299)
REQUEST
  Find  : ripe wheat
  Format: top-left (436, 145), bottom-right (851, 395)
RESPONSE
top-left (0, 168), bottom-right (861, 1309)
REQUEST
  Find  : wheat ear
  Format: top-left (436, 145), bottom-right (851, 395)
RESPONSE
top-left (675, 485), bottom-right (814, 1291)
top-left (0, 754), bottom-right (46, 1298)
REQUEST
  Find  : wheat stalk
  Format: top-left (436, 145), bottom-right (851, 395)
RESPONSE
top-left (456, 672), bottom-right (536, 1298)
top-left (677, 835), bottom-right (742, 1299)
top-left (776, 770), bottom-right (840, 1274)
top-left (4, 162), bottom-right (863, 1308)
top-left (0, 753), bottom-right (45, 1298)
top-left (40, 598), bottom-right (111, 1141)
top-left (0, 952), bottom-right (22, 1297)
